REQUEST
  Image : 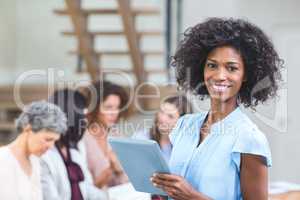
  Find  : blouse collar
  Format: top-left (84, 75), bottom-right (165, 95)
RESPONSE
top-left (202, 106), bottom-right (244, 135)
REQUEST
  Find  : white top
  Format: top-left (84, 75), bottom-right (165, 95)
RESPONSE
top-left (40, 141), bottom-right (107, 200)
top-left (0, 146), bottom-right (42, 200)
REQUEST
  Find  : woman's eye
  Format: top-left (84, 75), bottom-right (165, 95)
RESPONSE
top-left (167, 114), bottom-right (175, 119)
top-left (228, 66), bottom-right (238, 72)
top-left (103, 105), bottom-right (113, 110)
top-left (45, 138), bottom-right (53, 142)
top-left (206, 63), bottom-right (217, 69)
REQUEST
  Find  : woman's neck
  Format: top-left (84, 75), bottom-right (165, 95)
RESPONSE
top-left (89, 126), bottom-right (109, 154)
top-left (8, 133), bottom-right (33, 177)
top-left (209, 97), bottom-right (238, 124)
top-left (159, 134), bottom-right (171, 146)
top-left (9, 133), bottom-right (31, 161)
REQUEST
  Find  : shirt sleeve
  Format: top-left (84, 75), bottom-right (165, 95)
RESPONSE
top-left (40, 158), bottom-right (60, 200)
top-left (231, 127), bottom-right (272, 170)
top-left (169, 116), bottom-right (185, 146)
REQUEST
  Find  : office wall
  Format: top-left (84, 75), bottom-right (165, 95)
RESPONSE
top-left (0, 0), bottom-right (17, 84)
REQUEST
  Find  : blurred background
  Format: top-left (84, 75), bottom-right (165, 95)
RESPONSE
top-left (0, 0), bottom-right (299, 185)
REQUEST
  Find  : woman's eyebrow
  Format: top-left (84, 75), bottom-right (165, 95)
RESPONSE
top-left (206, 58), bottom-right (217, 62)
top-left (227, 61), bottom-right (239, 64)
top-left (226, 61), bottom-right (240, 65)
top-left (207, 59), bottom-right (240, 65)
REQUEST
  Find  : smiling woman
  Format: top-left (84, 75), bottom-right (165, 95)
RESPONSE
top-left (151, 18), bottom-right (283, 200)
top-left (204, 46), bottom-right (246, 103)
top-left (0, 101), bottom-right (67, 200)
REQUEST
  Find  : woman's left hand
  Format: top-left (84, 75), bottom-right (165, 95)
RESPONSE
top-left (150, 173), bottom-right (200, 200)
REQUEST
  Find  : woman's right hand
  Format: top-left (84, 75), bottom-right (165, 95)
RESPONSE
top-left (151, 173), bottom-right (211, 200)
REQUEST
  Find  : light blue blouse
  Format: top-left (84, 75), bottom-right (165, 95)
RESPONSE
top-left (168, 107), bottom-right (272, 200)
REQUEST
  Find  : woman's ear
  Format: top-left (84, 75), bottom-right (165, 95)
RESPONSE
top-left (23, 124), bottom-right (32, 133)
top-left (22, 125), bottom-right (33, 138)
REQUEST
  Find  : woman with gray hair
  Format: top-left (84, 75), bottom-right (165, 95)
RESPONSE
top-left (0, 100), bottom-right (67, 200)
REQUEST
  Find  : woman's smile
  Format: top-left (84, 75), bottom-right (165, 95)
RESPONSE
top-left (211, 83), bottom-right (232, 93)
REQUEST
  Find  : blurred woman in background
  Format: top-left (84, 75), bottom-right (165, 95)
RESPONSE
top-left (41, 89), bottom-right (107, 200)
top-left (0, 101), bottom-right (67, 200)
top-left (83, 80), bottom-right (129, 188)
top-left (133, 95), bottom-right (193, 162)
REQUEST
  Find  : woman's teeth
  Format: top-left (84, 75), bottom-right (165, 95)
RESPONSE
top-left (212, 84), bottom-right (229, 92)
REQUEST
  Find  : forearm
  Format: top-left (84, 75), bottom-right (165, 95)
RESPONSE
top-left (94, 173), bottom-right (109, 188)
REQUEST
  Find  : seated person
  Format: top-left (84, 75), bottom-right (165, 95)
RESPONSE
top-left (133, 95), bottom-right (192, 162)
top-left (40, 89), bottom-right (107, 200)
top-left (0, 101), bottom-right (67, 200)
top-left (83, 80), bottom-right (129, 188)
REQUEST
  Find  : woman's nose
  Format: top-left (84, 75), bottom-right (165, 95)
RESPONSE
top-left (215, 67), bottom-right (227, 81)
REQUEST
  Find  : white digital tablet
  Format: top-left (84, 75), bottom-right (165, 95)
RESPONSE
top-left (108, 137), bottom-right (170, 196)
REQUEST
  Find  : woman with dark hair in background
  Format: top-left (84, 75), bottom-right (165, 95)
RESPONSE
top-left (41, 89), bottom-right (107, 200)
top-left (151, 18), bottom-right (283, 200)
top-left (83, 80), bottom-right (129, 188)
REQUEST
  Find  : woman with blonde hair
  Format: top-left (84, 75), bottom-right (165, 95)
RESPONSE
top-left (133, 94), bottom-right (193, 162)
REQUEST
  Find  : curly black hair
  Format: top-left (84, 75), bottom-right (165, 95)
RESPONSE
top-left (172, 17), bottom-right (283, 108)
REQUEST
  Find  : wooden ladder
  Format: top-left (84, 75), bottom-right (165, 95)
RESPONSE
top-left (54, 0), bottom-right (165, 85)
